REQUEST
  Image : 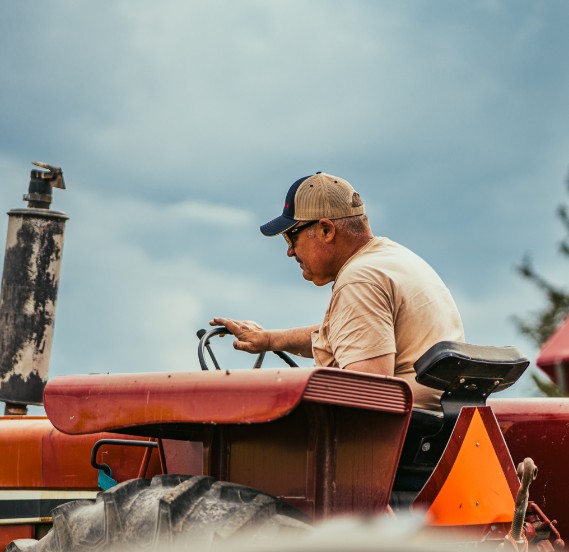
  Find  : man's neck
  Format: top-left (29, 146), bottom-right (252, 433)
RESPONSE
top-left (332, 233), bottom-right (374, 279)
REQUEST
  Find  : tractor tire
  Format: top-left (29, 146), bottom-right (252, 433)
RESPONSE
top-left (7, 474), bottom-right (311, 552)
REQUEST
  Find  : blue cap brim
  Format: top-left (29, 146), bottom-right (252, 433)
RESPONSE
top-left (260, 215), bottom-right (297, 237)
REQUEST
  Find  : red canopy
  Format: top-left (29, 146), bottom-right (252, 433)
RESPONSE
top-left (536, 316), bottom-right (569, 370)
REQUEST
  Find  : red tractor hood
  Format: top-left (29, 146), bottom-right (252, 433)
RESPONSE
top-left (44, 367), bottom-right (412, 435)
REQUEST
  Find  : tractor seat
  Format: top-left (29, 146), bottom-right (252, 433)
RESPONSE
top-left (411, 341), bottom-right (529, 463)
top-left (415, 341), bottom-right (529, 396)
top-left (391, 341), bottom-right (529, 510)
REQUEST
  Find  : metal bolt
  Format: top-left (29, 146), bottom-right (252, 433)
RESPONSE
top-left (476, 501), bottom-right (480, 506)
top-left (422, 442), bottom-right (431, 452)
top-left (459, 378), bottom-right (465, 384)
top-left (476, 442), bottom-right (480, 447)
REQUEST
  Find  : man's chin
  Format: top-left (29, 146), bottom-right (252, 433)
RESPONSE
top-left (303, 273), bottom-right (330, 287)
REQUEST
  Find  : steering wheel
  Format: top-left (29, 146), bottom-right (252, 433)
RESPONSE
top-left (196, 326), bottom-right (299, 371)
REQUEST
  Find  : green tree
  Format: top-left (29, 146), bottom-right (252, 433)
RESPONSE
top-left (512, 173), bottom-right (569, 348)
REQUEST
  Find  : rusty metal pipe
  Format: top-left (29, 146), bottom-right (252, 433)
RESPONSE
top-left (0, 163), bottom-right (68, 413)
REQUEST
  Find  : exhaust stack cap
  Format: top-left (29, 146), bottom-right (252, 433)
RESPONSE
top-left (24, 161), bottom-right (66, 209)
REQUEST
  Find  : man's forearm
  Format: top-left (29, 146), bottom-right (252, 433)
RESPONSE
top-left (267, 325), bottom-right (318, 358)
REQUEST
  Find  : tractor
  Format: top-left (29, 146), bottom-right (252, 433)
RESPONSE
top-left (0, 164), bottom-right (568, 551)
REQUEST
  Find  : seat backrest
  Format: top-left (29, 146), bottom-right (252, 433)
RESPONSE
top-left (415, 341), bottom-right (529, 397)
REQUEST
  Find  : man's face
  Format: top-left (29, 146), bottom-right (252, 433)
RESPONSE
top-left (284, 221), bottom-right (335, 286)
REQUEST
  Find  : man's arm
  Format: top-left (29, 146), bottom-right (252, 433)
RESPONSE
top-left (344, 353), bottom-right (395, 376)
top-left (210, 317), bottom-right (317, 358)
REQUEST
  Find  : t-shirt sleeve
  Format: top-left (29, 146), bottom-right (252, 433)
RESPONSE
top-left (327, 280), bottom-right (397, 369)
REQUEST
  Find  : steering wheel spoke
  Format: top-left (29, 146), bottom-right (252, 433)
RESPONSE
top-left (253, 352), bottom-right (265, 369)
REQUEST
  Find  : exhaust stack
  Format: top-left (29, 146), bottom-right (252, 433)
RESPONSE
top-left (0, 162), bottom-right (68, 415)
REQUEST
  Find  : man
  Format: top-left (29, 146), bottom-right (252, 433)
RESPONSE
top-left (212, 172), bottom-right (464, 410)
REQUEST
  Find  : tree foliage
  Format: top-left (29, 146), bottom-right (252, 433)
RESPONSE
top-left (512, 173), bottom-right (569, 348)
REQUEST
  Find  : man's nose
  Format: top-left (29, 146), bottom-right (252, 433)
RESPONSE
top-left (287, 245), bottom-right (295, 257)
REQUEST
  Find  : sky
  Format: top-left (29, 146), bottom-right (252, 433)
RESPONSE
top-left (1, 1), bottom-right (568, 400)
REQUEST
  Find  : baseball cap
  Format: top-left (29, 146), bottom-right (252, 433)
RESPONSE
top-left (260, 172), bottom-right (365, 236)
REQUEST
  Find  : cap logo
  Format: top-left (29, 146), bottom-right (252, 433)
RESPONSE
top-left (352, 192), bottom-right (363, 208)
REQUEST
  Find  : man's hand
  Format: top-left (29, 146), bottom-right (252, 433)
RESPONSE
top-left (210, 317), bottom-right (271, 354)
top-left (210, 318), bottom-right (317, 358)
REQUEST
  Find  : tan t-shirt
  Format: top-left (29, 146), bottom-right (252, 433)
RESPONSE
top-left (311, 237), bottom-right (464, 410)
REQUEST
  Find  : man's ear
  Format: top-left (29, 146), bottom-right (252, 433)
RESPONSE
top-left (319, 219), bottom-right (335, 241)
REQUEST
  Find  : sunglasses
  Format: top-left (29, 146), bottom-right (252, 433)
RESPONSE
top-left (283, 220), bottom-right (319, 248)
